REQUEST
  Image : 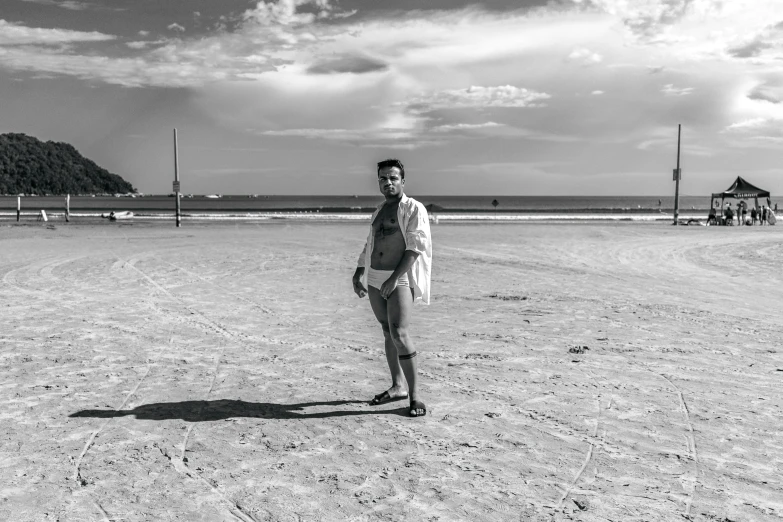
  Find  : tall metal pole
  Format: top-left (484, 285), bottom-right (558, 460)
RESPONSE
top-left (174, 128), bottom-right (181, 228)
top-left (673, 124), bottom-right (681, 225)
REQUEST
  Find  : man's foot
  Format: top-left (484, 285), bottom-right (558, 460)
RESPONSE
top-left (409, 400), bottom-right (427, 417)
top-left (369, 388), bottom-right (408, 406)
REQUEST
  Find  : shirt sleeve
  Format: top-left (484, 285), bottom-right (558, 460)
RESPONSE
top-left (357, 240), bottom-right (368, 267)
top-left (405, 203), bottom-right (430, 255)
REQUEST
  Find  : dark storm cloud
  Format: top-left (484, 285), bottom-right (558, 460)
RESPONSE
top-left (748, 85), bottom-right (781, 104)
top-left (584, 0), bottom-right (695, 39)
top-left (727, 19), bottom-right (783, 59)
top-left (727, 39), bottom-right (770, 58)
top-left (307, 55), bottom-right (388, 75)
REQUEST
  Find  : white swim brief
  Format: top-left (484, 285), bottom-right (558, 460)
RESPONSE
top-left (367, 268), bottom-right (410, 290)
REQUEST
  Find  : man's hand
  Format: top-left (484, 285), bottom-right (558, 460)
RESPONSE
top-left (353, 276), bottom-right (367, 298)
top-left (379, 277), bottom-right (398, 300)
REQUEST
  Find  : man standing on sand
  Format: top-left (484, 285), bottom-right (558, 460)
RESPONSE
top-left (352, 159), bottom-right (432, 418)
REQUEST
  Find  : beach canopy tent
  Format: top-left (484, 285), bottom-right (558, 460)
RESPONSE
top-left (710, 176), bottom-right (771, 210)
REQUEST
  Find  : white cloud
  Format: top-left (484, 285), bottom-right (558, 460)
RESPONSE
top-left (19, 0), bottom-right (91, 10)
top-left (579, 0), bottom-right (712, 39)
top-left (724, 116), bottom-right (783, 146)
top-left (662, 84), bottom-right (694, 96)
top-left (167, 23), bottom-right (186, 33)
top-left (406, 86), bottom-right (551, 112)
top-left (431, 122), bottom-right (503, 132)
top-left (2, 0), bottom-right (782, 155)
top-left (243, 0), bottom-right (334, 26)
top-left (725, 117), bottom-right (768, 131)
top-left (261, 127), bottom-right (441, 149)
top-left (126, 39), bottom-right (169, 50)
top-left (567, 47), bottom-right (603, 64)
top-left (724, 117), bottom-right (783, 147)
top-left (0, 19), bottom-right (115, 45)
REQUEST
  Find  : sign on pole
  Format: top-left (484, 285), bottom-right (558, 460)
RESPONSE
top-left (672, 168), bottom-right (681, 181)
top-left (173, 181), bottom-right (181, 192)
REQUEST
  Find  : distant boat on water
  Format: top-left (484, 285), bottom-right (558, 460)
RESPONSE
top-left (205, 194), bottom-right (222, 199)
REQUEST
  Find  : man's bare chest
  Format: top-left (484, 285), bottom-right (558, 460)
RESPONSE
top-left (372, 206), bottom-right (401, 240)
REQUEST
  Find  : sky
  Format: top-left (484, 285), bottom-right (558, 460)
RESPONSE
top-left (0, 0), bottom-right (782, 196)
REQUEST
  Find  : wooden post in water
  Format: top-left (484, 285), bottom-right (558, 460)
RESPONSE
top-left (174, 129), bottom-right (181, 228)
top-left (17, 196), bottom-right (20, 222)
top-left (65, 194), bottom-right (70, 222)
top-left (673, 124), bottom-right (682, 225)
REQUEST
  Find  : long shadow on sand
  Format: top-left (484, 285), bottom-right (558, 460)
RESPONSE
top-left (69, 399), bottom-right (410, 421)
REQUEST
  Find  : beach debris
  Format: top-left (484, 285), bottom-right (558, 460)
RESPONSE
top-left (485, 412), bottom-right (502, 418)
top-left (573, 498), bottom-right (588, 511)
top-left (487, 293), bottom-right (528, 301)
top-left (569, 345), bottom-right (589, 354)
top-left (379, 467), bottom-right (395, 479)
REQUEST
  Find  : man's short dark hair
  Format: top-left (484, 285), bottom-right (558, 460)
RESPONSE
top-left (377, 159), bottom-right (405, 179)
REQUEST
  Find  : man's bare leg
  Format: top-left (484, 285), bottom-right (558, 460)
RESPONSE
top-left (387, 286), bottom-right (426, 417)
top-left (368, 287), bottom-right (408, 403)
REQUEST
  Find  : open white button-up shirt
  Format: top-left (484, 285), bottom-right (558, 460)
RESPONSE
top-left (357, 194), bottom-right (432, 305)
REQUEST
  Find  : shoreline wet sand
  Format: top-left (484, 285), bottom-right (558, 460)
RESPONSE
top-left (1, 222), bottom-right (781, 521)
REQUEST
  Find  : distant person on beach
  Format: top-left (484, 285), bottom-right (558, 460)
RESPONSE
top-left (724, 204), bottom-right (734, 226)
top-left (741, 204), bottom-right (748, 226)
top-left (751, 207), bottom-right (757, 225)
top-left (762, 206), bottom-right (768, 225)
top-left (352, 159), bottom-right (432, 418)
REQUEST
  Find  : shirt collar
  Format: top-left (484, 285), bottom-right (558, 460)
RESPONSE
top-left (377, 192), bottom-right (408, 210)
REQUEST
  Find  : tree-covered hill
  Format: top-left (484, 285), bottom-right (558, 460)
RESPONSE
top-left (0, 133), bottom-right (135, 195)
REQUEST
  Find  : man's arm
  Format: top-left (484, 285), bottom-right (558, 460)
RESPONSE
top-left (352, 266), bottom-right (367, 298)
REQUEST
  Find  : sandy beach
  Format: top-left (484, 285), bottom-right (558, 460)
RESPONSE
top-left (1, 220), bottom-right (781, 521)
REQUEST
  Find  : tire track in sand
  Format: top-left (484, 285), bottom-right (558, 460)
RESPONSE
top-left (604, 347), bottom-right (703, 518)
top-left (2, 254), bottom-right (91, 308)
top-left (117, 255), bottom-right (261, 522)
top-left (555, 396), bottom-right (602, 510)
top-left (73, 363), bottom-right (152, 484)
top-left (659, 373), bottom-right (701, 518)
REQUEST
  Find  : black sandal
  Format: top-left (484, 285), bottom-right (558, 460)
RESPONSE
top-left (409, 400), bottom-right (427, 417)
top-left (369, 390), bottom-right (408, 406)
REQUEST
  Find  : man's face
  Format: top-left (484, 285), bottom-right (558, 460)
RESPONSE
top-left (378, 167), bottom-right (404, 197)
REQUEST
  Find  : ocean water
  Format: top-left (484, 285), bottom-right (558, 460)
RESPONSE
top-left (0, 194), bottom-right (768, 221)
